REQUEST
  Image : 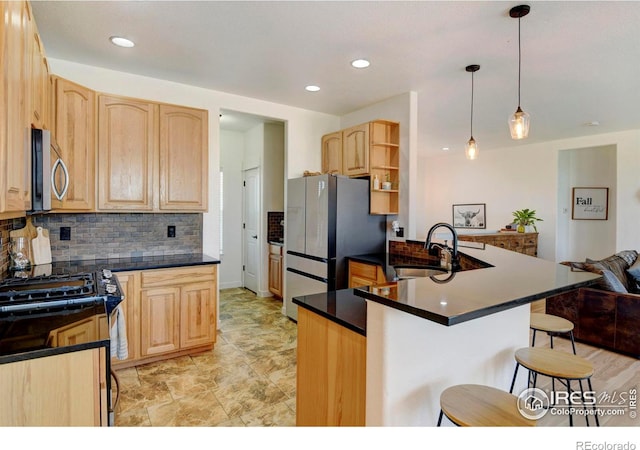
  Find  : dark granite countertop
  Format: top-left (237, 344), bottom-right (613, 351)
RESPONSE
top-left (292, 289), bottom-right (367, 336)
top-left (0, 253), bottom-right (219, 364)
top-left (294, 244), bottom-right (602, 333)
top-left (1, 253), bottom-right (220, 281)
top-left (354, 245), bottom-right (602, 326)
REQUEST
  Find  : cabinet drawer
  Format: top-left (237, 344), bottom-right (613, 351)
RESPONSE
top-left (349, 261), bottom-right (378, 280)
top-left (141, 265), bottom-right (215, 288)
top-left (269, 244), bottom-right (283, 255)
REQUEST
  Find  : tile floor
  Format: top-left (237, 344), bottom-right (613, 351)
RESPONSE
top-left (114, 288), bottom-right (297, 426)
top-left (113, 287), bottom-right (639, 428)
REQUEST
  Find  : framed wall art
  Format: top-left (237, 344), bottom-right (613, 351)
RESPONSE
top-left (572, 187), bottom-right (608, 220)
top-left (452, 203), bottom-right (486, 229)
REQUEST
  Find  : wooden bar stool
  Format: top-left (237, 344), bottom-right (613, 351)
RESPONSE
top-left (437, 384), bottom-right (537, 427)
top-left (509, 347), bottom-right (599, 426)
top-left (530, 313), bottom-right (576, 354)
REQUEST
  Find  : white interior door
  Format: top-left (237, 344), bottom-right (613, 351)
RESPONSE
top-left (243, 167), bottom-right (260, 293)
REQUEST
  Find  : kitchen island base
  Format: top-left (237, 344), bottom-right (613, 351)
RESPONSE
top-left (365, 301), bottom-right (530, 426)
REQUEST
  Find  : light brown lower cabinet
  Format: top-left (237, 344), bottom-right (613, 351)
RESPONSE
top-left (296, 307), bottom-right (366, 426)
top-left (112, 265), bottom-right (218, 369)
top-left (348, 260), bottom-right (387, 288)
top-left (0, 347), bottom-right (108, 426)
top-left (268, 243), bottom-right (283, 298)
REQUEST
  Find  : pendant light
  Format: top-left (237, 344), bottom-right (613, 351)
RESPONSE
top-left (509, 4), bottom-right (531, 140)
top-left (465, 64), bottom-right (480, 160)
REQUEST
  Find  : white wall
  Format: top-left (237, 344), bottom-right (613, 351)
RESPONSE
top-left (419, 129), bottom-right (640, 261)
top-left (219, 130), bottom-right (244, 289)
top-left (557, 145), bottom-right (617, 261)
top-left (340, 92), bottom-right (417, 241)
top-left (48, 58), bottom-right (339, 261)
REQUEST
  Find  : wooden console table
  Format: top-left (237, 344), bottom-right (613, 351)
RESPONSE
top-left (458, 232), bottom-right (538, 257)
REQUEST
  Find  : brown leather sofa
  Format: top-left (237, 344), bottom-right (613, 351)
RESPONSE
top-left (545, 250), bottom-right (640, 358)
top-left (545, 287), bottom-right (640, 358)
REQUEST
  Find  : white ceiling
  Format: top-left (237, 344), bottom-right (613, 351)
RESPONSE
top-left (31, 1), bottom-right (640, 157)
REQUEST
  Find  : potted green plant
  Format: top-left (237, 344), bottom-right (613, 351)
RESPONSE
top-left (512, 208), bottom-right (543, 233)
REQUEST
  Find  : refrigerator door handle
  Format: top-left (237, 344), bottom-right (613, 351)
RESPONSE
top-left (286, 267), bottom-right (328, 284)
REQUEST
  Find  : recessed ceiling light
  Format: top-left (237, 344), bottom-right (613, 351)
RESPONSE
top-left (442, 147), bottom-right (450, 151)
top-left (110, 36), bottom-right (135, 48)
top-left (585, 121), bottom-right (600, 127)
top-left (351, 59), bottom-right (370, 69)
top-left (305, 85), bottom-right (320, 92)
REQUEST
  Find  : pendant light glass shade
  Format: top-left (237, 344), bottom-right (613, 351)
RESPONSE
top-left (509, 106), bottom-right (530, 139)
top-left (465, 137), bottom-right (478, 160)
top-left (465, 64), bottom-right (480, 160)
top-left (509, 5), bottom-right (531, 140)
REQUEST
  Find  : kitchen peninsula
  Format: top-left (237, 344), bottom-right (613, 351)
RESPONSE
top-left (293, 242), bottom-right (601, 426)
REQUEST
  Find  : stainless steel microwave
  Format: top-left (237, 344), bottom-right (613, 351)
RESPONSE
top-left (30, 128), bottom-right (69, 212)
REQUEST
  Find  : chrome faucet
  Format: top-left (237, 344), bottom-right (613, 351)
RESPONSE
top-left (424, 223), bottom-right (459, 269)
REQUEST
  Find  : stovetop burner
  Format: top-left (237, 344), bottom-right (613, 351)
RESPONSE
top-left (0, 270), bottom-right (123, 315)
top-left (0, 273), bottom-right (96, 302)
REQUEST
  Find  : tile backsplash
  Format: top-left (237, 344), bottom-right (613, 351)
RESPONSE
top-left (0, 213), bottom-right (202, 264)
top-left (267, 211), bottom-right (284, 243)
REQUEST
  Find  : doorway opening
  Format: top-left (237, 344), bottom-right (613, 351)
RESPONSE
top-left (219, 110), bottom-right (285, 297)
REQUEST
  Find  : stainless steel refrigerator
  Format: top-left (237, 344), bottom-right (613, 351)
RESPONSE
top-left (285, 174), bottom-right (387, 320)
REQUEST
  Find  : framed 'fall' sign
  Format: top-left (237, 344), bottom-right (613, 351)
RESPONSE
top-left (572, 187), bottom-right (608, 220)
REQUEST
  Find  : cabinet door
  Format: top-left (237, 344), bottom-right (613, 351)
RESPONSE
top-left (348, 261), bottom-right (385, 288)
top-left (342, 123), bottom-right (369, 177)
top-left (28, 10), bottom-right (47, 129)
top-left (180, 282), bottom-right (216, 349)
top-left (140, 287), bottom-right (180, 356)
top-left (321, 131), bottom-right (342, 175)
top-left (159, 104), bottom-right (208, 211)
top-left (0, 1), bottom-right (30, 214)
top-left (53, 77), bottom-right (96, 210)
top-left (54, 317), bottom-right (97, 347)
top-left (268, 252), bottom-right (283, 297)
top-left (0, 348), bottom-right (107, 426)
top-left (98, 95), bottom-right (157, 210)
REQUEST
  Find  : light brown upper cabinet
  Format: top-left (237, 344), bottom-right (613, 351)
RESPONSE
top-left (97, 94), bottom-right (157, 211)
top-left (159, 105), bottom-right (208, 211)
top-left (321, 131), bottom-right (342, 175)
top-left (0, 0), bottom-right (31, 216)
top-left (368, 120), bottom-right (400, 215)
top-left (321, 120), bottom-right (400, 215)
top-left (27, 1), bottom-right (50, 131)
top-left (342, 122), bottom-right (370, 177)
top-left (97, 95), bottom-right (208, 212)
top-left (52, 77), bottom-right (96, 211)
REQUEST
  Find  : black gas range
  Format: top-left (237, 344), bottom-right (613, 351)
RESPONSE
top-left (0, 269), bottom-right (124, 357)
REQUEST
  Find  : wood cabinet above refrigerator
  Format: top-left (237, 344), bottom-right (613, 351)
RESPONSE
top-left (320, 120), bottom-right (399, 215)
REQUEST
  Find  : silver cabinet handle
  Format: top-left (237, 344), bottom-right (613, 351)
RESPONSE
top-left (51, 157), bottom-right (69, 201)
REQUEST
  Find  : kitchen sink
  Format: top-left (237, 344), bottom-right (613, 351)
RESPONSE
top-left (393, 265), bottom-right (447, 279)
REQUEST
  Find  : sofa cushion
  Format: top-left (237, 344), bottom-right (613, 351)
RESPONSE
top-left (627, 256), bottom-right (640, 292)
top-left (585, 252), bottom-right (635, 291)
top-left (582, 265), bottom-right (629, 293)
top-left (614, 250), bottom-right (638, 266)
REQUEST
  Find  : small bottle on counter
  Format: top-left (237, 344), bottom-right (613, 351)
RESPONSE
top-left (373, 174), bottom-right (380, 190)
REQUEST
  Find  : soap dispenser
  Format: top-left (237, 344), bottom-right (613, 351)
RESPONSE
top-left (440, 240), bottom-right (452, 270)
top-left (373, 174), bottom-right (380, 190)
